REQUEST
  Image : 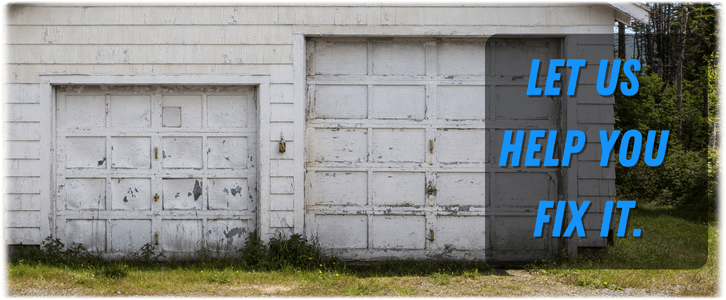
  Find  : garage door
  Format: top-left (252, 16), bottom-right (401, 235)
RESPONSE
top-left (55, 85), bottom-right (257, 256)
top-left (305, 38), bottom-right (560, 261)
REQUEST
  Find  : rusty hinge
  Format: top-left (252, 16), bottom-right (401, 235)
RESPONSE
top-left (153, 193), bottom-right (160, 202)
top-left (428, 228), bottom-right (435, 242)
top-left (154, 232), bottom-right (159, 246)
top-left (429, 139), bottom-right (434, 153)
top-left (426, 181), bottom-right (437, 196)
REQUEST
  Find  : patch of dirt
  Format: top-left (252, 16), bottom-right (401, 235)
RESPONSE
top-left (254, 284), bottom-right (294, 294)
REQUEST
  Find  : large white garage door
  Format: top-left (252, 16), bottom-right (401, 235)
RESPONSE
top-left (55, 85), bottom-right (257, 256)
top-left (305, 38), bottom-right (561, 261)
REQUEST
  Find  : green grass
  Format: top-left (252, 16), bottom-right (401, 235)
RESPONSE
top-left (7, 204), bottom-right (717, 296)
top-left (524, 203), bottom-right (717, 295)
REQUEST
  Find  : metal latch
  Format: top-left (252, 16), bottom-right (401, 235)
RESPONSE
top-left (155, 147), bottom-right (158, 160)
top-left (279, 133), bottom-right (286, 153)
top-left (428, 228), bottom-right (435, 242)
top-left (155, 232), bottom-right (159, 246)
top-left (426, 181), bottom-right (437, 196)
top-left (154, 193), bottom-right (160, 202)
top-left (429, 139), bottom-right (434, 153)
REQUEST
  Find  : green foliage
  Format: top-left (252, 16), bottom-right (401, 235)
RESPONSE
top-left (238, 231), bottom-right (342, 272)
top-left (614, 69), bottom-right (717, 212)
top-left (98, 262), bottom-right (130, 279)
top-left (133, 243), bottom-right (165, 264)
top-left (266, 232), bottom-right (329, 270)
top-left (239, 231), bottom-right (267, 268)
top-left (10, 237), bottom-right (101, 267)
top-left (206, 270), bottom-right (232, 284)
top-left (618, 3), bottom-right (717, 212)
top-left (616, 146), bottom-right (714, 211)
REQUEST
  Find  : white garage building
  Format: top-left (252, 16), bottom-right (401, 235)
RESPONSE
top-left (4, 3), bottom-right (648, 262)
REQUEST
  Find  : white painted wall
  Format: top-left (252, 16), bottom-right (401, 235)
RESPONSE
top-left (3, 4), bottom-right (626, 260)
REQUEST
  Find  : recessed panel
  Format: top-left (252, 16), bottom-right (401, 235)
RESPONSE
top-left (436, 129), bottom-right (487, 163)
top-left (110, 95), bottom-right (151, 128)
top-left (315, 215), bottom-right (367, 249)
top-left (372, 129), bottom-right (425, 162)
top-left (313, 172), bottom-right (367, 205)
top-left (371, 172), bottom-right (425, 206)
top-left (66, 220), bottom-right (106, 251)
top-left (161, 220), bottom-right (202, 252)
top-left (437, 42), bottom-right (486, 76)
top-left (64, 95), bottom-right (105, 127)
top-left (436, 173), bottom-right (487, 206)
top-left (493, 216), bottom-right (547, 250)
top-left (495, 85), bottom-right (551, 120)
top-left (208, 95), bottom-right (249, 128)
top-left (162, 137), bottom-right (202, 169)
top-left (438, 86), bottom-right (486, 120)
top-left (312, 41), bottom-right (368, 75)
top-left (372, 42), bottom-right (425, 75)
top-left (435, 216), bottom-right (486, 250)
top-left (111, 219), bottom-right (151, 252)
top-left (312, 129), bottom-right (367, 163)
top-left (207, 137), bottom-right (248, 169)
top-left (206, 219), bottom-right (250, 250)
top-left (208, 178), bottom-right (249, 210)
top-left (111, 178), bottom-right (151, 210)
top-left (163, 178), bottom-right (204, 210)
top-left (371, 85), bottom-right (425, 120)
top-left (491, 39), bottom-right (559, 77)
top-left (314, 85), bottom-right (368, 119)
top-left (371, 216), bottom-right (426, 249)
top-left (111, 137), bottom-right (151, 169)
top-left (65, 178), bottom-right (105, 210)
top-left (492, 172), bottom-right (552, 208)
top-left (65, 137), bottom-right (106, 168)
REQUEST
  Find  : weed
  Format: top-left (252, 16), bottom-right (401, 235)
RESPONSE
top-left (134, 243), bottom-right (165, 264)
top-left (207, 271), bottom-right (231, 284)
top-left (240, 231), bottom-right (266, 268)
top-left (430, 272), bottom-right (451, 286)
top-left (463, 268), bottom-right (483, 278)
top-left (98, 263), bottom-right (129, 279)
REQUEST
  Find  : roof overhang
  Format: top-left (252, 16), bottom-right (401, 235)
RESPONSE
top-left (607, 2), bottom-right (650, 25)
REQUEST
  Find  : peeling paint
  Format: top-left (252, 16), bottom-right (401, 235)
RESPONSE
top-left (193, 180), bottom-right (202, 201)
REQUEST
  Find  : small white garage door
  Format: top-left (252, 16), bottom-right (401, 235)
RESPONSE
top-left (305, 38), bottom-right (560, 261)
top-left (55, 85), bottom-right (257, 256)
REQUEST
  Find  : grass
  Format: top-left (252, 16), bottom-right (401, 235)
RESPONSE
top-left (524, 203), bottom-right (717, 295)
top-left (7, 204), bottom-right (718, 296)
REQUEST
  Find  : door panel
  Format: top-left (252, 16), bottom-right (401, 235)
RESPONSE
top-left (306, 38), bottom-right (560, 261)
top-left (55, 85), bottom-right (257, 256)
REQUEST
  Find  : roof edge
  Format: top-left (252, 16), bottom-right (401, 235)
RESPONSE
top-left (607, 2), bottom-right (650, 24)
